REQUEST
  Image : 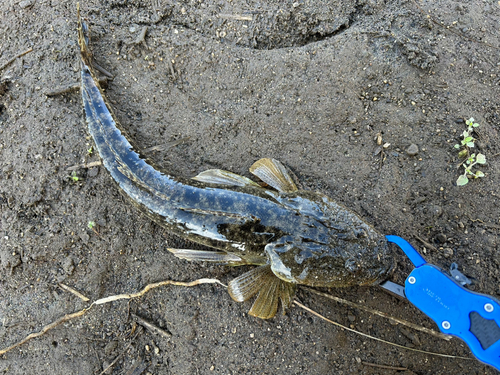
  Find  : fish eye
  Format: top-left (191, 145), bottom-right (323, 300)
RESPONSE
top-left (345, 258), bottom-right (361, 273)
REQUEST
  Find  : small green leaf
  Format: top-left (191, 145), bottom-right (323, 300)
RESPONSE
top-left (466, 142), bottom-right (475, 148)
top-left (476, 153), bottom-right (486, 164)
top-left (462, 130), bottom-right (469, 138)
top-left (457, 175), bottom-right (469, 186)
top-left (475, 171), bottom-right (484, 178)
top-left (454, 144), bottom-right (460, 149)
top-left (458, 149), bottom-right (468, 159)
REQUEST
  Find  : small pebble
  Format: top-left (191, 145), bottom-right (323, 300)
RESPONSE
top-left (88, 167), bottom-right (99, 177)
top-left (427, 204), bottom-right (443, 217)
top-left (443, 248), bottom-right (453, 258)
top-left (19, 0), bottom-right (34, 8)
top-left (79, 231), bottom-right (90, 244)
top-left (436, 233), bottom-right (447, 243)
top-left (104, 340), bottom-right (118, 356)
top-left (406, 143), bottom-right (419, 156)
top-left (62, 256), bottom-right (75, 275)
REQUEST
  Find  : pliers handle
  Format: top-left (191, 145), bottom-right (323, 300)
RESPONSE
top-left (386, 235), bottom-right (500, 372)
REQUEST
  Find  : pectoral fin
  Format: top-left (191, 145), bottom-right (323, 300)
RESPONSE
top-left (168, 248), bottom-right (244, 265)
top-left (167, 248), bottom-right (267, 266)
top-left (249, 158), bottom-right (298, 193)
top-left (228, 265), bottom-right (297, 319)
top-left (192, 169), bottom-right (260, 187)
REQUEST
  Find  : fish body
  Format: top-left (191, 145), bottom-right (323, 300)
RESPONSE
top-left (77, 9), bottom-right (395, 318)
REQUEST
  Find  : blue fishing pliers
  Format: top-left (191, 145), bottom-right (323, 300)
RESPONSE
top-left (380, 235), bottom-right (500, 371)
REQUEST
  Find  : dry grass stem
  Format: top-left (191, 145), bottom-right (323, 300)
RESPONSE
top-left (362, 361), bottom-right (408, 370)
top-left (59, 283), bottom-right (90, 301)
top-left (303, 287), bottom-right (451, 341)
top-left (218, 13), bottom-right (253, 21)
top-left (294, 300), bottom-right (472, 360)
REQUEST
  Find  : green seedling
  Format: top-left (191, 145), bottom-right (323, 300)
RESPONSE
top-left (456, 153), bottom-right (486, 186)
top-left (454, 118), bottom-right (486, 186)
top-left (70, 170), bottom-right (79, 182)
top-left (88, 220), bottom-right (99, 235)
top-left (87, 146), bottom-right (93, 156)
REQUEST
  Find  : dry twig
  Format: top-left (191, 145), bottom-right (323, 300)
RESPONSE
top-left (99, 342), bottom-right (133, 375)
top-left (59, 283), bottom-right (90, 302)
top-left (131, 313), bottom-right (172, 339)
top-left (414, 235), bottom-right (438, 252)
top-left (0, 48), bottom-right (33, 71)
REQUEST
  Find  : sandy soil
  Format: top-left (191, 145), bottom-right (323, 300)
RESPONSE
top-left (1, 0), bottom-right (499, 374)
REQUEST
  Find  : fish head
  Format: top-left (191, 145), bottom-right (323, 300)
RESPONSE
top-left (265, 192), bottom-right (396, 287)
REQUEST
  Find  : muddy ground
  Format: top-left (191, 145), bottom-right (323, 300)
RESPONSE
top-left (1, 0), bottom-right (499, 374)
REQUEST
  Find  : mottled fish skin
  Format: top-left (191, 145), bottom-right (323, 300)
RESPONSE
top-left (78, 11), bottom-right (395, 291)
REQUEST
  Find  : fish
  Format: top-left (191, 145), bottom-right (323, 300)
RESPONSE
top-left (77, 6), bottom-right (395, 319)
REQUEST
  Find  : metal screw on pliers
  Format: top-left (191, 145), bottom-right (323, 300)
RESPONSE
top-left (408, 276), bottom-right (416, 284)
top-left (484, 303), bottom-right (494, 313)
top-left (442, 321), bottom-right (451, 330)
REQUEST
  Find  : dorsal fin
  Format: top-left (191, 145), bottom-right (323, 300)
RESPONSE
top-left (249, 158), bottom-right (298, 193)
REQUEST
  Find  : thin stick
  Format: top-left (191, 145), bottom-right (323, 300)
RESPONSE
top-left (414, 235), bottom-right (438, 252)
top-left (93, 62), bottom-right (114, 78)
top-left (0, 48), bottom-right (33, 71)
top-left (66, 161), bottom-right (102, 171)
top-left (294, 300), bottom-right (472, 360)
top-left (142, 137), bottom-right (191, 153)
top-left (302, 287), bottom-right (451, 341)
top-left (45, 83), bottom-right (80, 96)
top-left (45, 78), bottom-right (108, 96)
top-left (99, 342), bottom-right (132, 375)
top-left (362, 361), bottom-right (408, 371)
top-left (218, 14), bottom-right (253, 21)
top-left (132, 313), bottom-right (171, 339)
top-left (59, 283), bottom-right (90, 302)
top-left (0, 307), bottom-right (91, 356)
